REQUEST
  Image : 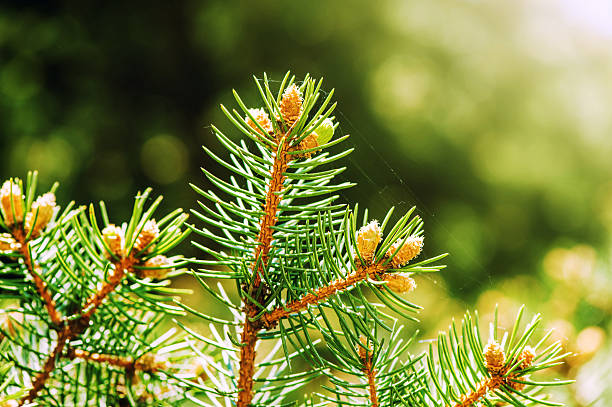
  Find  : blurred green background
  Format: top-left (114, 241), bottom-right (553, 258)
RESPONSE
top-left (1, 1), bottom-right (611, 404)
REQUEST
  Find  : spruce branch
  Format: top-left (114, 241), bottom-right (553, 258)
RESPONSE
top-left (421, 307), bottom-right (572, 407)
top-left (0, 172), bottom-right (190, 405)
top-left (184, 71), bottom-right (570, 407)
top-left (189, 72), bottom-right (447, 406)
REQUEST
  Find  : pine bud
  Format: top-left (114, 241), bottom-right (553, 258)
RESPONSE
top-left (314, 118), bottom-right (335, 145)
top-left (134, 219), bottom-right (159, 253)
top-left (484, 340), bottom-right (505, 373)
top-left (279, 84), bottom-right (303, 126)
top-left (386, 236), bottom-right (424, 268)
top-left (245, 108), bottom-right (274, 137)
top-left (296, 133), bottom-right (319, 158)
top-left (383, 273), bottom-right (416, 294)
top-left (25, 193), bottom-right (56, 238)
top-left (1, 400), bottom-right (18, 407)
top-left (140, 255), bottom-right (173, 279)
top-left (190, 356), bottom-right (212, 381)
top-left (357, 336), bottom-right (371, 362)
top-left (356, 220), bottom-right (382, 262)
top-left (102, 225), bottom-right (124, 258)
top-left (135, 353), bottom-right (168, 373)
top-left (0, 233), bottom-right (20, 252)
top-left (0, 312), bottom-right (18, 339)
top-left (1, 180), bottom-right (23, 226)
top-left (519, 346), bottom-right (536, 370)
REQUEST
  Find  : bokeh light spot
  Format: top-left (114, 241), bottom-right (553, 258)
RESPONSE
top-left (141, 134), bottom-right (188, 185)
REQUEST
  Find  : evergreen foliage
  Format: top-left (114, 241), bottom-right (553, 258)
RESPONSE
top-left (186, 73), bottom-right (571, 406)
top-left (0, 173), bottom-right (190, 406)
top-left (0, 73), bottom-right (571, 406)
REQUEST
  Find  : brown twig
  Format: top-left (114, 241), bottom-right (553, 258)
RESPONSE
top-left (359, 339), bottom-right (379, 407)
top-left (453, 376), bottom-right (503, 407)
top-left (20, 254), bottom-right (137, 405)
top-left (66, 348), bottom-right (167, 373)
top-left (14, 230), bottom-right (62, 327)
top-left (79, 257), bottom-right (135, 320)
top-left (22, 326), bottom-right (70, 403)
top-left (262, 261), bottom-right (387, 328)
top-left (237, 141), bottom-right (289, 407)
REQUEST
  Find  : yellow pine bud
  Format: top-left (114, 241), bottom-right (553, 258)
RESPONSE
top-left (279, 84), bottom-right (303, 126)
top-left (140, 255), bottom-right (173, 279)
top-left (484, 340), bottom-right (505, 373)
top-left (245, 108), bottom-right (274, 137)
top-left (356, 220), bottom-right (382, 262)
top-left (0, 233), bottom-right (20, 252)
top-left (25, 192), bottom-right (56, 237)
top-left (386, 236), bottom-right (424, 267)
top-left (134, 219), bottom-right (159, 253)
top-left (1, 399), bottom-right (18, 407)
top-left (357, 336), bottom-right (371, 362)
top-left (383, 273), bottom-right (416, 294)
top-left (190, 356), bottom-right (213, 381)
top-left (102, 225), bottom-right (124, 258)
top-left (1, 180), bottom-right (23, 226)
top-left (296, 133), bottom-right (320, 158)
top-left (0, 312), bottom-right (18, 339)
top-left (135, 353), bottom-right (168, 372)
top-left (519, 346), bottom-right (536, 369)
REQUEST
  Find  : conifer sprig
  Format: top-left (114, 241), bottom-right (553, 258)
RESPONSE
top-left (0, 172), bottom-right (190, 406)
top-left (189, 73), bottom-right (449, 406)
top-left (418, 307), bottom-right (572, 407)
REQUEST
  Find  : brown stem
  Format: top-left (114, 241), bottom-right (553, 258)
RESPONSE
top-left (453, 376), bottom-right (503, 407)
top-left (360, 344), bottom-right (379, 407)
top-left (262, 261), bottom-right (387, 328)
top-left (14, 231), bottom-right (62, 326)
top-left (20, 256), bottom-right (136, 405)
top-left (67, 347), bottom-right (134, 369)
top-left (237, 141), bottom-right (289, 407)
top-left (79, 257), bottom-right (134, 320)
top-left (251, 142), bottom-right (289, 289)
top-left (66, 348), bottom-right (166, 373)
top-left (22, 326), bottom-right (70, 404)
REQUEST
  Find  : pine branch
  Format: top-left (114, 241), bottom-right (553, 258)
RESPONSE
top-left (358, 338), bottom-right (379, 407)
top-left (421, 307), bottom-right (572, 407)
top-left (262, 260), bottom-right (387, 328)
top-left (0, 174), bottom-right (189, 405)
top-left (20, 239), bottom-right (140, 404)
top-left (66, 348), bottom-right (168, 373)
top-left (13, 238), bottom-right (62, 327)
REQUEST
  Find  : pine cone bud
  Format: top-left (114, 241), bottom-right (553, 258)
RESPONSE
top-left (25, 192), bottom-right (56, 237)
top-left (0, 312), bottom-right (17, 339)
top-left (519, 346), bottom-right (536, 369)
top-left (383, 273), bottom-right (416, 294)
top-left (134, 219), bottom-right (159, 253)
top-left (0, 233), bottom-right (20, 252)
top-left (135, 353), bottom-right (168, 373)
top-left (245, 108), bottom-right (274, 137)
top-left (102, 225), bottom-right (124, 258)
top-left (1, 180), bottom-right (23, 226)
top-left (356, 220), bottom-right (382, 262)
top-left (484, 340), bottom-right (505, 373)
top-left (508, 380), bottom-right (526, 391)
top-left (357, 336), bottom-right (371, 362)
top-left (386, 236), bottom-right (424, 268)
top-left (190, 356), bottom-right (212, 381)
top-left (279, 84), bottom-right (303, 126)
top-left (296, 133), bottom-right (319, 158)
top-left (140, 255), bottom-right (173, 279)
